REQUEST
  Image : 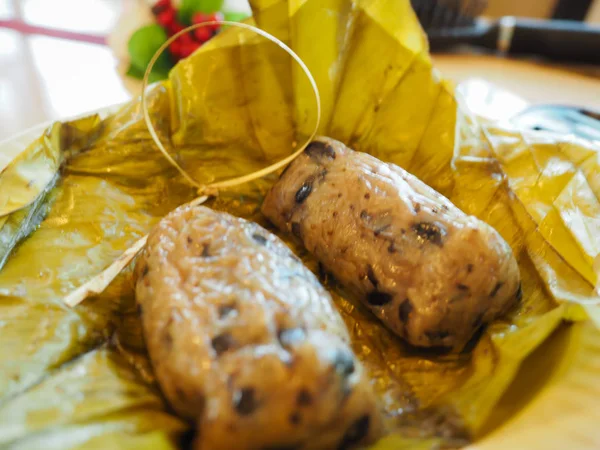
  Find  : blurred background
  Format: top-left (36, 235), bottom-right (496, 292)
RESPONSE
top-left (1, 0), bottom-right (599, 141)
top-left (487, 0), bottom-right (600, 21)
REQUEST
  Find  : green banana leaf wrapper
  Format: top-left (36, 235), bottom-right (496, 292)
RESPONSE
top-left (0, 0), bottom-right (598, 448)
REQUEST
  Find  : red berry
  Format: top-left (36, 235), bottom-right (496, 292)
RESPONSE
top-left (209, 13), bottom-right (223, 31)
top-left (170, 32), bottom-right (194, 60)
top-left (196, 12), bottom-right (222, 31)
top-left (156, 9), bottom-right (175, 28)
top-left (178, 32), bottom-right (193, 45)
top-left (192, 12), bottom-right (221, 31)
top-left (180, 41), bottom-right (201, 58)
top-left (167, 22), bottom-right (185, 36)
top-left (192, 12), bottom-right (212, 24)
top-left (169, 39), bottom-right (182, 59)
top-left (152, 0), bottom-right (172, 16)
top-left (193, 26), bottom-right (212, 43)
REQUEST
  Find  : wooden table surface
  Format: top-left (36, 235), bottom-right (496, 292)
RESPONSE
top-left (434, 54), bottom-right (600, 112)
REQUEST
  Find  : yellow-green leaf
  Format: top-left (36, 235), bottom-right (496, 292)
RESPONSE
top-left (0, 115), bottom-right (102, 218)
top-left (0, 1), bottom-right (598, 449)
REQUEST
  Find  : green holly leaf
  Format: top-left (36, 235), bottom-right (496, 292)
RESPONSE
top-left (125, 64), bottom-right (145, 80)
top-left (126, 63), bottom-right (170, 83)
top-left (223, 11), bottom-right (250, 22)
top-left (127, 24), bottom-right (173, 82)
top-left (177, 0), bottom-right (225, 24)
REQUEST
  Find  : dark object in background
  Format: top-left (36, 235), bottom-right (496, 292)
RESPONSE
top-left (410, 0), bottom-right (488, 29)
top-left (411, 0), bottom-right (600, 64)
top-left (512, 105), bottom-right (600, 142)
top-left (553, 0), bottom-right (593, 21)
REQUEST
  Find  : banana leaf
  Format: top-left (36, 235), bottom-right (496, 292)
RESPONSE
top-left (0, 0), bottom-right (598, 448)
top-left (0, 346), bottom-right (187, 449)
top-left (483, 124), bottom-right (599, 289)
top-left (0, 115), bottom-right (100, 217)
top-left (0, 116), bottom-right (104, 270)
